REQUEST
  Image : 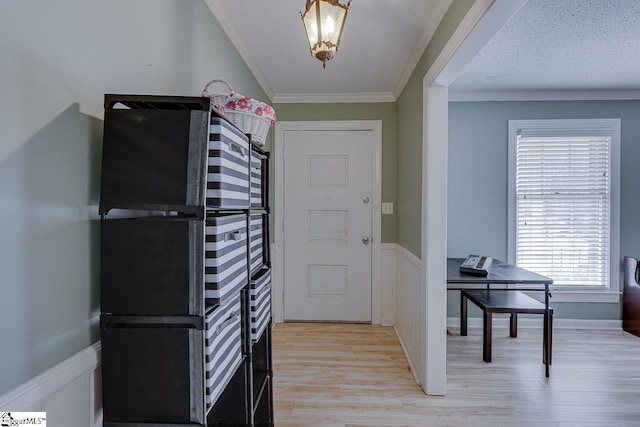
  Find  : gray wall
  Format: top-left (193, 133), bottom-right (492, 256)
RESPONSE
top-left (0, 0), bottom-right (267, 396)
top-left (448, 100), bottom-right (640, 320)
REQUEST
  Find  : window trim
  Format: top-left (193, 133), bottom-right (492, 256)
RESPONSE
top-left (507, 119), bottom-right (621, 303)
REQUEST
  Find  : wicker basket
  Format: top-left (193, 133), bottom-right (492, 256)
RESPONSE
top-left (202, 79), bottom-right (276, 145)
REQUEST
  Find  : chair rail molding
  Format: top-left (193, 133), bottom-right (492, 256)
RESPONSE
top-left (0, 342), bottom-right (102, 427)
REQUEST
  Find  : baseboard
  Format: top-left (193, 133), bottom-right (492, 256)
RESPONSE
top-left (0, 342), bottom-right (102, 426)
top-left (393, 325), bottom-right (421, 386)
top-left (380, 316), bottom-right (395, 326)
top-left (447, 316), bottom-right (622, 330)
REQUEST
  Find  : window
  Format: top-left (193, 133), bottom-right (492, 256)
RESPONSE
top-left (508, 119), bottom-right (620, 293)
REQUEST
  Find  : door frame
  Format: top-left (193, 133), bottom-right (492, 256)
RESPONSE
top-left (273, 120), bottom-right (383, 324)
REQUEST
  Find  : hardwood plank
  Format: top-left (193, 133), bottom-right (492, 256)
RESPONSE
top-left (273, 323), bottom-right (640, 426)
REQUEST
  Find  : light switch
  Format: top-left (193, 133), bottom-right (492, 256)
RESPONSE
top-left (382, 202), bottom-right (394, 215)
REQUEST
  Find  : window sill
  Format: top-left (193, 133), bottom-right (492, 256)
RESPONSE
top-left (524, 290), bottom-right (621, 304)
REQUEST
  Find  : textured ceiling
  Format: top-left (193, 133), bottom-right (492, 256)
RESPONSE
top-left (450, 0), bottom-right (640, 96)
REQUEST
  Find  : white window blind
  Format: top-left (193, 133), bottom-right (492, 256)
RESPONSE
top-left (515, 134), bottom-right (611, 287)
top-left (508, 119), bottom-right (621, 293)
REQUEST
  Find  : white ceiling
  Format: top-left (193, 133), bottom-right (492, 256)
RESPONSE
top-left (204, 0), bottom-right (453, 102)
top-left (205, 0), bottom-right (640, 103)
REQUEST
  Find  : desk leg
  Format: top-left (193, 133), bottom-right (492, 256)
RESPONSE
top-left (544, 286), bottom-right (551, 377)
top-left (461, 292), bottom-right (468, 336)
top-left (543, 312), bottom-right (553, 365)
top-left (549, 312), bottom-right (553, 365)
top-left (510, 313), bottom-right (518, 338)
top-left (483, 311), bottom-right (492, 363)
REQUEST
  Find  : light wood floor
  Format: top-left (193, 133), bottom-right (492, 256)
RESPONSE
top-left (272, 322), bottom-right (640, 427)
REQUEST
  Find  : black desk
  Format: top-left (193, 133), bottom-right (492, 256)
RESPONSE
top-left (447, 258), bottom-right (553, 377)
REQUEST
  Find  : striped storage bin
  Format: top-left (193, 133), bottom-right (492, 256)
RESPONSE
top-left (205, 213), bottom-right (248, 305)
top-left (250, 268), bottom-right (271, 343)
top-left (205, 295), bottom-right (243, 410)
top-left (250, 150), bottom-right (262, 207)
top-left (249, 214), bottom-right (263, 275)
top-left (207, 117), bottom-right (250, 208)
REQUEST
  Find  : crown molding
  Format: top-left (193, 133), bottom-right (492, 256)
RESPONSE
top-left (392, 0), bottom-right (453, 99)
top-left (272, 92), bottom-right (396, 104)
top-left (449, 89), bottom-right (640, 102)
top-left (203, 0), bottom-right (276, 101)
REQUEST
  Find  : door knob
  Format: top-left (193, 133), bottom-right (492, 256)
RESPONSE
top-left (363, 196), bottom-right (370, 204)
top-left (362, 236), bottom-right (370, 245)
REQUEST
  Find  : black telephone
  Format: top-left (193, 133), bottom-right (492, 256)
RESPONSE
top-left (460, 255), bottom-right (493, 277)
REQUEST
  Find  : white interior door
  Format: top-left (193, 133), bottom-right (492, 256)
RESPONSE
top-left (283, 129), bottom-right (373, 322)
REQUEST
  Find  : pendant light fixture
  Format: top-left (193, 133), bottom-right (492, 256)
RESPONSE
top-left (301, 0), bottom-right (351, 68)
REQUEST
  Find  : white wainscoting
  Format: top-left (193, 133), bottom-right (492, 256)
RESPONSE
top-left (0, 342), bottom-right (102, 427)
top-left (379, 243), bottom-right (397, 326)
top-left (393, 244), bottom-right (424, 386)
